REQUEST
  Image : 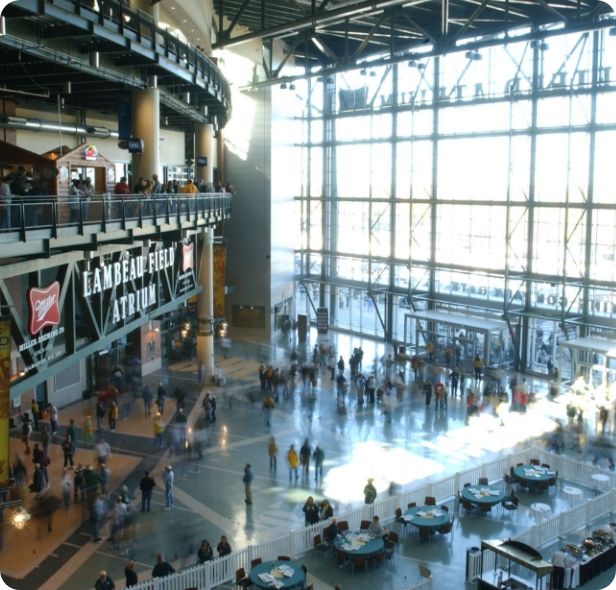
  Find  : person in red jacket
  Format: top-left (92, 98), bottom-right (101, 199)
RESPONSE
top-left (114, 176), bottom-right (130, 194)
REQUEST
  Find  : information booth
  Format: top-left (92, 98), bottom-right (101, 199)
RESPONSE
top-left (404, 309), bottom-right (513, 369)
top-left (558, 337), bottom-right (616, 390)
top-left (44, 143), bottom-right (116, 195)
top-left (478, 539), bottom-right (553, 590)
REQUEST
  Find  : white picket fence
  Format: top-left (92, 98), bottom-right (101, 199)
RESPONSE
top-left (117, 448), bottom-right (615, 590)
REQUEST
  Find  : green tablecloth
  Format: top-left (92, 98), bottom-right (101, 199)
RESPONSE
top-left (249, 560), bottom-right (306, 589)
top-left (461, 486), bottom-right (505, 506)
top-left (333, 531), bottom-right (384, 557)
top-left (403, 505), bottom-right (450, 529)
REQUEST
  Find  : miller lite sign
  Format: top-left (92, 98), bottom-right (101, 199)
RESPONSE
top-left (181, 243), bottom-right (194, 272)
top-left (27, 282), bottom-right (61, 336)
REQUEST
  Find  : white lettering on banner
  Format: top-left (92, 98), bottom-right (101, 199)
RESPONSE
top-left (19, 326), bottom-right (65, 352)
top-left (34, 295), bottom-right (56, 323)
top-left (112, 283), bottom-right (157, 323)
top-left (82, 247), bottom-right (174, 298)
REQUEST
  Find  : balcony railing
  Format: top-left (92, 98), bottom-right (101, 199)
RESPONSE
top-left (0, 192), bottom-right (232, 242)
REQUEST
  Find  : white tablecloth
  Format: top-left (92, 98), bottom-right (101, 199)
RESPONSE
top-left (530, 502), bottom-right (551, 522)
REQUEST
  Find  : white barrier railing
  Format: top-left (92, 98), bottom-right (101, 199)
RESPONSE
top-left (117, 448), bottom-right (614, 590)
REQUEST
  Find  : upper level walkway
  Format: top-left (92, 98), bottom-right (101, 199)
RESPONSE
top-left (0, 192), bottom-right (232, 259)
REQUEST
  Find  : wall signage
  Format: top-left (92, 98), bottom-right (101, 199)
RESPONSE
top-left (82, 246), bottom-right (175, 324)
top-left (84, 144), bottom-right (98, 160)
top-left (181, 243), bottom-right (194, 272)
top-left (27, 282), bottom-right (61, 336)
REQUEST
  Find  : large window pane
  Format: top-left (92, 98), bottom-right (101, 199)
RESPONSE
top-left (438, 137), bottom-right (509, 200)
top-left (593, 131), bottom-right (616, 204)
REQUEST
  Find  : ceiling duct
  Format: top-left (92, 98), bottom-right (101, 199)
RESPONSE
top-left (0, 115), bottom-right (118, 138)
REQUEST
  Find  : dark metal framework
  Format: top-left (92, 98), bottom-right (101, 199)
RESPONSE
top-left (1, 0), bottom-right (232, 129)
top-left (214, 0), bottom-right (611, 85)
top-left (293, 20), bottom-right (616, 372)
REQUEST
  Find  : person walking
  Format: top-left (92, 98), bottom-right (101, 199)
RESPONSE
top-left (302, 495), bottom-right (320, 526)
top-left (197, 539), bottom-right (214, 563)
top-left (95, 570), bottom-right (115, 590)
top-left (268, 436), bottom-right (278, 472)
top-left (140, 470), bottom-right (155, 512)
top-left (153, 413), bottom-right (164, 448)
top-left (313, 445), bottom-right (325, 482)
top-left (152, 554), bottom-right (175, 578)
top-left (156, 383), bottom-right (167, 414)
top-left (162, 465), bottom-right (174, 510)
top-left (287, 445), bottom-right (299, 482)
top-left (243, 463), bottom-right (254, 505)
top-left (31, 399), bottom-right (39, 431)
top-left (41, 425), bottom-right (51, 456)
top-left (96, 400), bottom-right (105, 432)
top-left (21, 415), bottom-right (32, 455)
top-left (83, 415), bottom-right (95, 448)
top-left (364, 478), bottom-right (377, 504)
top-left (262, 394), bottom-right (275, 427)
top-left (124, 561), bottom-right (138, 588)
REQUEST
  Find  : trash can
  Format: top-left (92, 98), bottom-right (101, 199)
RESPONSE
top-left (466, 546), bottom-right (481, 582)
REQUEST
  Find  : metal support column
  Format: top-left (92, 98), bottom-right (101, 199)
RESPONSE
top-left (197, 228), bottom-right (215, 381)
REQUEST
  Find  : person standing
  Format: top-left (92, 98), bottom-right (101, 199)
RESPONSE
top-left (140, 470), bottom-right (155, 512)
top-left (108, 401), bottom-right (118, 432)
top-left (198, 362), bottom-right (205, 386)
top-left (61, 435), bottom-right (75, 468)
top-left (299, 439), bottom-right (311, 479)
top-left (61, 468), bottom-right (72, 510)
top-left (156, 383), bottom-right (167, 414)
top-left (96, 400), bottom-right (106, 432)
top-left (217, 535), bottom-right (232, 557)
top-left (243, 463), bottom-right (253, 505)
top-left (197, 539), bottom-right (214, 563)
top-left (268, 436), bottom-right (278, 472)
top-left (302, 496), bottom-right (320, 526)
top-left (21, 415), bottom-right (32, 454)
top-left (152, 554), bottom-right (175, 578)
top-left (41, 425), bottom-right (51, 457)
top-left (83, 415), bottom-right (95, 448)
top-left (287, 445), bottom-right (299, 482)
top-left (142, 383), bottom-right (153, 417)
top-left (124, 561), bottom-right (138, 588)
top-left (162, 465), bottom-right (174, 510)
top-left (31, 399), bottom-right (39, 431)
top-left (153, 414), bottom-right (164, 448)
top-left (48, 403), bottom-right (59, 435)
top-left (313, 445), bottom-right (325, 482)
top-left (449, 368), bottom-right (460, 397)
top-left (364, 478), bottom-right (377, 504)
top-left (95, 570), bottom-right (115, 590)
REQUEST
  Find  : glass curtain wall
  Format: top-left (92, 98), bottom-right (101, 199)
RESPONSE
top-left (286, 26), bottom-right (616, 375)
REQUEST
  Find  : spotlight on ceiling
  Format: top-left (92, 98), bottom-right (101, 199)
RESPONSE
top-left (280, 82), bottom-right (287, 89)
top-left (360, 68), bottom-right (367, 76)
top-left (408, 60), bottom-right (417, 68)
top-left (417, 62), bottom-right (426, 71)
top-left (464, 50), bottom-right (482, 60)
top-left (369, 70), bottom-right (376, 77)
top-left (289, 83), bottom-right (295, 91)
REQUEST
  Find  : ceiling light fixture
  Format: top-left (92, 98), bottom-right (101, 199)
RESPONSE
top-left (408, 60), bottom-right (417, 68)
top-left (360, 68), bottom-right (367, 76)
top-left (280, 82), bottom-right (287, 89)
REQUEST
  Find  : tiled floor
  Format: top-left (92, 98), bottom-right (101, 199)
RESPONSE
top-left (2, 328), bottom-right (615, 590)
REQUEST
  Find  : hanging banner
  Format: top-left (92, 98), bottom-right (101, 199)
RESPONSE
top-left (0, 317), bottom-right (10, 487)
top-left (213, 244), bottom-right (227, 319)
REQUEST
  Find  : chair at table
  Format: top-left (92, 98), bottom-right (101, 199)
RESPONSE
top-left (337, 520), bottom-right (349, 532)
top-left (536, 480), bottom-right (550, 494)
top-left (437, 516), bottom-right (454, 541)
top-left (425, 496), bottom-right (436, 506)
top-left (407, 501), bottom-right (417, 509)
top-left (351, 554), bottom-right (368, 572)
top-left (313, 534), bottom-right (329, 555)
top-left (277, 555), bottom-right (291, 561)
top-left (478, 477), bottom-right (488, 485)
top-left (360, 519), bottom-right (370, 530)
top-left (418, 526), bottom-right (432, 543)
top-left (305, 585), bottom-right (314, 590)
top-left (548, 470), bottom-right (558, 492)
top-left (371, 551), bottom-right (385, 568)
top-left (479, 503), bottom-right (492, 515)
top-left (395, 507), bottom-right (409, 535)
top-left (335, 549), bottom-right (348, 567)
top-left (250, 558), bottom-right (262, 568)
top-left (530, 458), bottom-right (540, 466)
top-left (463, 482), bottom-right (471, 488)
top-left (541, 463), bottom-right (550, 469)
top-left (439, 504), bottom-right (449, 512)
top-left (503, 472), bottom-right (516, 490)
top-left (385, 530), bottom-right (399, 557)
top-left (235, 567), bottom-right (251, 589)
top-left (502, 495), bottom-right (519, 517)
top-left (509, 466), bottom-right (519, 482)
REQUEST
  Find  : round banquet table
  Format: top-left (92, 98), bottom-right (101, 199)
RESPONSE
top-left (332, 531), bottom-right (384, 559)
top-left (513, 464), bottom-right (556, 486)
top-left (249, 559), bottom-right (306, 590)
top-left (461, 486), bottom-right (505, 506)
top-left (403, 505), bottom-right (450, 531)
top-left (591, 473), bottom-right (610, 490)
top-left (530, 502), bottom-right (552, 522)
top-left (562, 485), bottom-right (583, 507)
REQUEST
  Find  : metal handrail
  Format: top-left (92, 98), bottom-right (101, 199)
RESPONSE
top-left (0, 192), bottom-right (232, 238)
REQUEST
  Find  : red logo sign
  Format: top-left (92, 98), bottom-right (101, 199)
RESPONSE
top-left (181, 243), bottom-right (194, 272)
top-left (27, 282), bottom-right (61, 336)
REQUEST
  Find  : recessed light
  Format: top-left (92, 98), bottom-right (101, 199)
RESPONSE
top-left (182, 19), bottom-right (187, 23)
top-left (170, 5), bottom-right (175, 8)
top-left (190, 29), bottom-right (195, 32)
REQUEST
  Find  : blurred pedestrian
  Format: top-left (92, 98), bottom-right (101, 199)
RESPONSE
top-left (125, 561), bottom-right (138, 587)
top-left (163, 465), bottom-right (174, 509)
top-left (268, 436), bottom-right (278, 472)
top-left (95, 570), bottom-right (115, 590)
top-left (243, 463), bottom-right (253, 505)
top-left (140, 470), bottom-right (155, 512)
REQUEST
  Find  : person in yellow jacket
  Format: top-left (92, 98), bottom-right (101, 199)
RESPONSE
top-left (153, 414), bottom-right (164, 448)
top-left (287, 444), bottom-right (299, 482)
top-left (181, 179), bottom-right (198, 194)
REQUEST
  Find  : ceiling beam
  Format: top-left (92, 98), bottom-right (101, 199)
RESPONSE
top-left (213, 0), bottom-right (426, 49)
